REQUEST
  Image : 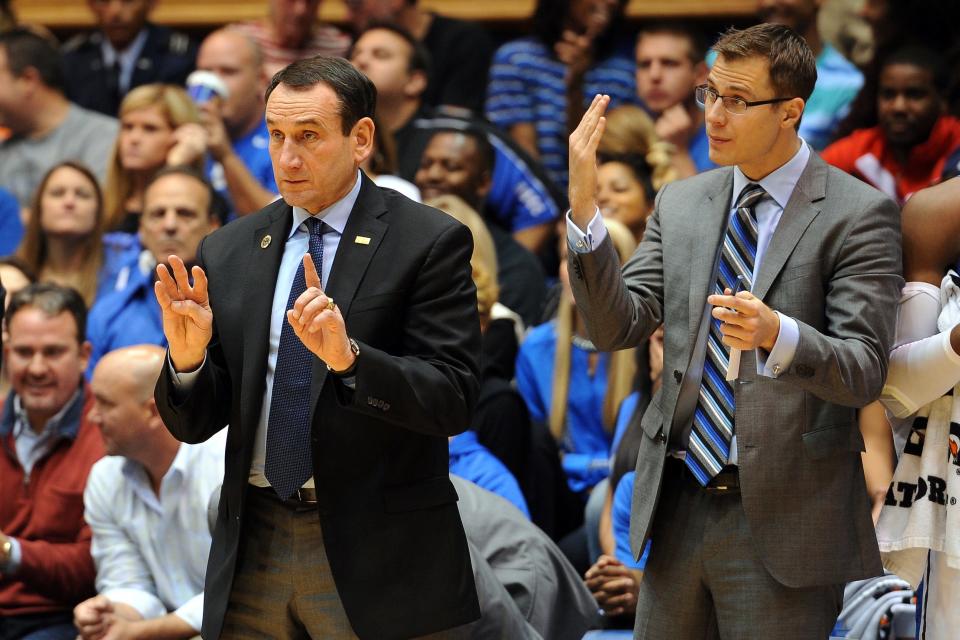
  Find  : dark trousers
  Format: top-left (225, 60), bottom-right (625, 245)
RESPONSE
top-left (0, 612), bottom-right (75, 640)
top-left (633, 458), bottom-right (843, 640)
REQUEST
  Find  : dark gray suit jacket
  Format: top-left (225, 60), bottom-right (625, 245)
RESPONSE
top-left (568, 152), bottom-right (902, 588)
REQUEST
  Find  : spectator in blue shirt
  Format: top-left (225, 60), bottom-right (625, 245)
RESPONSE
top-left (449, 431), bottom-right (530, 519)
top-left (757, 0), bottom-right (863, 149)
top-left (86, 166), bottom-right (219, 376)
top-left (486, 0), bottom-right (639, 192)
top-left (632, 22), bottom-right (715, 178)
top-left (0, 187), bottom-right (23, 257)
top-left (194, 29), bottom-right (278, 219)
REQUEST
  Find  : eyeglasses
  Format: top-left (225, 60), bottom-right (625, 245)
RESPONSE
top-left (695, 84), bottom-right (793, 115)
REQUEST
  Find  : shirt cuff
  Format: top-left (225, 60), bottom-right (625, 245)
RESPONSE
top-left (566, 208), bottom-right (607, 253)
top-left (167, 352), bottom-right (205, 390)
top-left (3, 537), bottom-right (21, 574)
top-left (103, 588), bottom-right (167, 621)
top-left (172, 593), bottom-right (204, 632)
top-left (756, 312), bottom-right (798, 378)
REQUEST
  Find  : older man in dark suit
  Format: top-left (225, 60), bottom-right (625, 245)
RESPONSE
top-left (153, 56), bottom-right (481, 639)
top-left (567, 23), bottom-right (902, 639)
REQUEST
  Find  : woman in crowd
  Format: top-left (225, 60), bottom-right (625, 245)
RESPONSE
top-left (516, 218), bottom-right (637, 498)
top-left (103, 84), bottom-right (203, 233)
top-left (485, 0), bottom-right (638, 190)
top-left (17, 162), bottom-right (109, 307)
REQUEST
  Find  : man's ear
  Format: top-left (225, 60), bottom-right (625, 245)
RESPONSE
top-left (353, 116), bottom-right (376, 165)
top-left (477, 170), bottom-right (492, 200)
top-left (782, 97), bottom-right (805, 130)
top-left (403, 70), bottom-right (428, 100)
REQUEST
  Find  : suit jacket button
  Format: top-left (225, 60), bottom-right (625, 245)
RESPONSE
top-left (656, 430), bottom-right (666, 444)
top-left (368, 396), bottom-right (375, 405)
top-left (383, 403), bottom-right (390, 411)
top-left (673, 369), bottom-right (682, 383)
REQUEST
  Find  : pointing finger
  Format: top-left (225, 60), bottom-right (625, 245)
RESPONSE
top-left (303, 253), bottom-right (322, 291)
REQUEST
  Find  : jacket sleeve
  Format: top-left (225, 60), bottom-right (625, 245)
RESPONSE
top-left (16, 527), bottom-right (96, 603)
top-left (335, 222), bottom-right (482, 437)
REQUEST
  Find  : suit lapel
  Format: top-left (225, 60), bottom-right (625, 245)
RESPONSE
top-left (688, 169), bottom-right (734, 338)
top-left (240, 202), bottom-right (293, 436)
top-left (751, 153), bottom-right (827, 301)
top-left (308, 174), bottom-right (388, 404)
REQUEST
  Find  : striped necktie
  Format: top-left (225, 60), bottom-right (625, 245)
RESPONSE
top-left (685, 183), bottom-right (766, 486)
top-left (264, 216), bottom-right (328, 500)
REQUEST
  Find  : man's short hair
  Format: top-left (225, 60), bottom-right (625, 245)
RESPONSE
top-left (351, 22), bottom-right (432, 77)
top-left (145, 165), bottom-right (228, 225)
top-left (637, 20), bottom-right (708, 64)
top-left (879, 44), bottom-right (947, 94)
top-left (265, 55), bottom-right (377, 135)
top-left (712, 23), bottom-right (817, 103)
top-left (0, 28), bottom-right (64, 92)
top-left (426, 125), bottom-right (495, 174)
top-left (7, 283), bottom-right (87, 343)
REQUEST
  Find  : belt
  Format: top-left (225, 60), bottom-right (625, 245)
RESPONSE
top-left (669, 457), bottom-right (741, 495)
top-left (251, 484), bottom-right (318, 508)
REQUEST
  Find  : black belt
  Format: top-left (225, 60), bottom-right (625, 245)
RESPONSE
top-left (250, 484), bottom-right (318, 509)
top-left (669, 456), bottom-right (741, 494)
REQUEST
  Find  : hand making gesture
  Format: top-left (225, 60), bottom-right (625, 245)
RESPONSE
top-left (569, 93), bottom-right (610, 228)
top-left (154, 255), bottom-right (213, 372)
top-left (287, 253), bottom-right (356, 373)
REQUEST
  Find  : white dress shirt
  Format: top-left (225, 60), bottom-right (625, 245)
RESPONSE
top-left (567, 142), bottom-right (811, 463)
top-left (84, 433), bottom-right (226, 631)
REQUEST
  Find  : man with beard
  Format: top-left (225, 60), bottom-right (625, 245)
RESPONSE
top-left (822, 44), bottom-right (960, 204)
top-left (757, 0), bottom-right (863, 149)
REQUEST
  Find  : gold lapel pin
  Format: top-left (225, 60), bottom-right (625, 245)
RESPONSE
top-left (355, 235), bottom-right (371, 245)
top-left (260, 235), bottom-right (272, 249)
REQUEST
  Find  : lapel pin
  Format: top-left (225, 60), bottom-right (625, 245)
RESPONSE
top-left (355, 235), bottom-right (371, 245)
top-left (260, 235), bottom-right (272, 249)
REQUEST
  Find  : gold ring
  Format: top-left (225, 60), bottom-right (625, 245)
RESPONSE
top-left (326, 298), bottom-right (336, 312)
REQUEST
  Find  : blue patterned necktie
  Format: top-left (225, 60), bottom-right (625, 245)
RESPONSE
top-left (685, 183), bottom-right (766, 486)
top-left (265, 216), bottom-right (327, 499)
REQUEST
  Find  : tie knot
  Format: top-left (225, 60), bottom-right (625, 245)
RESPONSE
top-left (304, 216), bottom-right (328, 238)
top-left (736, 183), bottom-right (766, 210)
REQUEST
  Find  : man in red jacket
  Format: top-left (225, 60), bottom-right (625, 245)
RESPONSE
top-left (0, 283), bottom-right (104, 640)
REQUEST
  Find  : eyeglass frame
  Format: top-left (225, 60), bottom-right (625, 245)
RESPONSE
top-left (695, 84), bottom-right (794, 115)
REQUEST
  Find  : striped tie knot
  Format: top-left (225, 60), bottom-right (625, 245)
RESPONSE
top-left (736, 183), bottom-right (766, 212)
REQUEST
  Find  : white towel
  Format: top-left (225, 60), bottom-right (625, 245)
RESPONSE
top-left (876, 272), bottom-right (960, 587)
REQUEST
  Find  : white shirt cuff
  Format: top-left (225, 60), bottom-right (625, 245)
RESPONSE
top-left (757, 312), bottom-right (799, 378)
top-left (167, 352), bottom-right (205, 390)
top-left (566, 208), bottom-right (607, 253)
top-left (172, 593), bottom-right (204, 632)
top-left (103, 588), bottom-right (167, 621)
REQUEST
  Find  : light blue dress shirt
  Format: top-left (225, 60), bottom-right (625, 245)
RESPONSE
top-left (567, 142), bottom-right (811, 464)
top-left (173, 171), bottom-right (362, 489)
top-left (100, 28), bottom-right (149, 94)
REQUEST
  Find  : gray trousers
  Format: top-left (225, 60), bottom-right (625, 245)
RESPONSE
top-left (633, 459), bottom-right (843, 640)
top-left (221, 487), bottom-right (472, 639)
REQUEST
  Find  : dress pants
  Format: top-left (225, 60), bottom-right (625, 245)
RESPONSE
top-left (221, 486), bottom-right (473, 639)
top-left (632, 458), bottom-right (843, 640)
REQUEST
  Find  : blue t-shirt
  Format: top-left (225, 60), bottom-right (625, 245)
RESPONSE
top-left (449, 430), bottom-right (530, 518)
top-left (486, 37), bottom-right (640, 190)
top-left (613, 471), bottom-right (649, 569)
top-left (0, 188), bottom-right (23, 256)
top-left (515, 320), bottom-right (613, 493)
top-left (207, 118), bottom-right (277, 220)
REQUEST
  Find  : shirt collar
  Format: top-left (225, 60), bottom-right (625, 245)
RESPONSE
top-left (8, 386), bottom-right (85, 441)
top-left (100, 27), bottom-right (149, 68)
top-left (732, 138), bottom-right (811, 210)
top-left (122, 441), bottom-right (188, 487)
top-left (288, 170), bottom-right (362, 240)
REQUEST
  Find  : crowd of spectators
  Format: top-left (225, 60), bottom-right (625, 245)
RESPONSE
top-left (1, 0), bottom-right (960, 637)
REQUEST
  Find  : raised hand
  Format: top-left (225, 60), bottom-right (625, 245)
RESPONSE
top-left (568, 93), bottom-right (610, 227)
top-left (154, 255), bottom-right (213, 372)
top-left (287, 253), bottom-right (356, 372)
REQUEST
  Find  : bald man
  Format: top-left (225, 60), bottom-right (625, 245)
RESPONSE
top-left (194, 28), bottom-right (277, 217)
top-left (74, 346), bottom-right (225, 640)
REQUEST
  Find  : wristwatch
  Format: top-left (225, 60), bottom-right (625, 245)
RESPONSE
top-left (0, 535), bottom-right (12, 567)
top-left (327, 338), bottom-right (360, 375)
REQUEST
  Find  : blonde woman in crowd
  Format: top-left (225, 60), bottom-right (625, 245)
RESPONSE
top-left (103, 84), bottom-right (203, 233)
top-left (17, 162), bottom-right (107, 307)
top-left (516, 218), bottom-right (638, 497)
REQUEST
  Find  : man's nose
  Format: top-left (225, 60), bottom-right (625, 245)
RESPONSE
top-left (27, 353), bottom-right (48, 375)
top-left (278, 139), bottom-right (303, 170)
top-left (704, 96), bottom-right (726, 124)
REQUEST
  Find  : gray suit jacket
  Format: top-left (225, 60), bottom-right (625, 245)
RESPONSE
top-left (568, 152), bottom-right (902, 588)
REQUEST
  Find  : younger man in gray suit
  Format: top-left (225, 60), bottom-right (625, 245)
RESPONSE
top-left (566, 23), bottom-right (902, 639)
